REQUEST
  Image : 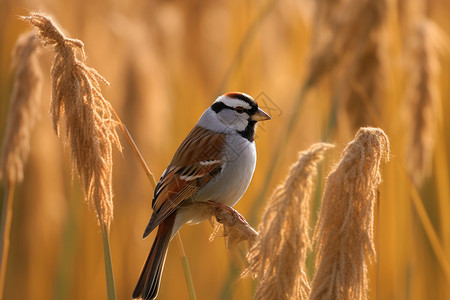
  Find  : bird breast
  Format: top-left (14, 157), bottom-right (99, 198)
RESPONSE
top-left (172, 133), bottom-right (256, 235)
top-left (193, 133), bottom-right (256, 206)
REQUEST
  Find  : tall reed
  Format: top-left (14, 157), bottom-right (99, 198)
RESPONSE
top-left (243, 143), bottom-right (334, 300)
top-left (311, 0), bottom-right (387, 131)
top-left (0, 31), bottom-right (42, 299)
top-left (251, 0), bottom-right (387, 228)
top-left (22, 13), bottom-right (121, 299)
top-left (403, 18), bottom-right (447, 186)
top-left (310, 127), bottom-right (390, 300)
top-left (0, 0), bottom-right (449, 298)
top-left (0, 32), bottom-right (42, 185)
top-left (309, 0), bottom-right (383, 84)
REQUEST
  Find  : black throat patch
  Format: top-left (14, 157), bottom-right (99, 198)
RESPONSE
top-left (238, 119), bottom-right (256, 142)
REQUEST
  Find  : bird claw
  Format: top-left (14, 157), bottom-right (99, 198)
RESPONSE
top-left (206, 201), bottom-right (248, 226)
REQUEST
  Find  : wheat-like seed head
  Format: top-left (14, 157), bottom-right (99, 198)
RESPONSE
top-left (310, 127), bottom-right (389, 300)
top-left (403, 18), bottom-right (448, 186)
top-left (22, 13), bottom-right (121, 228)
top-left (243, 143), bottom-right (334, 300)
top-left (309, 0), bottom-right (376, 83)
top-left (309, 0), bottom-right (387, 131)
top-left (340, 26), bottom-right (385, 130)
top-left (0, 31), bottom-right (42, 185)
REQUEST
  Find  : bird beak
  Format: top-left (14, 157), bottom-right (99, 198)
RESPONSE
top-left (252, 108), bottom-right (271, 122)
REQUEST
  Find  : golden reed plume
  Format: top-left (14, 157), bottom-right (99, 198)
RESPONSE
top-left (403, 18), bottom-right (447, 186)
top-left (0, 30), bottom-right (43, 299)
top-left (21, 13), bottom-right (121, 228)
top-left (308, 0), bottom-right (385, 84)
top-left (0, 32), bottom-right (42, 184)
top-left (338, 0), bottom-right (386, 130)
top-left (310, 128), bottom-right (389, 300)
top-left (243, 143), bottom-right (334, 300)
top-left (309, 0), bottom-right (386, 130)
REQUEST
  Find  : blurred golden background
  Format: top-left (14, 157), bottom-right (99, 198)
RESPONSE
top-left (1, 0), bottom-right (450, 299)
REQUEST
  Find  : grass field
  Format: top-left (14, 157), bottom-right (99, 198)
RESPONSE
top-left (1, 0), bottom-right (450, 299)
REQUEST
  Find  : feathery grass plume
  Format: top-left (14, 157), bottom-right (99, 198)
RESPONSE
top-left (310, 127), bottom-right (390, 300)
top-left (310, 0), bottom-right (343, 49)
top-left (339, 8), bottom-right (386, 130)
top-left (21, 13), bottom-right (121, 228)
top-left (308, 0), bottom-right (386, 92)
top-left (243, 143), bottom-right (334, 300)
top-left (0, 30), bottom-right (42, 299)
top-left (403, 18), bottom-right (447, 186)
top-left (0, 31), bottom-right (42, 184)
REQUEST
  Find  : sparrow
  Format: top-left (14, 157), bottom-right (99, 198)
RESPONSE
top-left (132, 92), bottom-right (271, 300)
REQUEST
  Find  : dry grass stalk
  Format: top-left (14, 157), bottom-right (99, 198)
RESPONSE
top-left (339, 20), bottom-right (385, 130)
top-left (0, 30), bottom-right (42, 299)
top-left (243, 143), bottom-right (334, 300)
top-left (309, 127), bottom-right (390, 300)
top-left (0, 31), bottom-right (42, 184)
top-left (308, 0), bottom-right (386, 92)
top-left (403, 18), bottom-right (447, 186)
top-left (310, 0), bottom-right (343, 50)
top-left (22, 13), bottom-right (121, 228)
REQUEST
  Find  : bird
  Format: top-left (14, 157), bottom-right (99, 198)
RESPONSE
top-left (132, 92), bottom-right (271, 300)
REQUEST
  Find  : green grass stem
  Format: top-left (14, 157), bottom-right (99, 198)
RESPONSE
top-left (0, 182), bottom-right (14, 299)
top-left (177, 234), bottom-right (197, 300)
top-left (101, 223), bottom-right (117, 300)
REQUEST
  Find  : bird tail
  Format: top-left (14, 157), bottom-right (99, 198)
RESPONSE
top-left (133, 212), bottom-right (176, 300)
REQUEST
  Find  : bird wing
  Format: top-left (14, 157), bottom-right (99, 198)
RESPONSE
top-left (143, 126), bottom-right (226, 238)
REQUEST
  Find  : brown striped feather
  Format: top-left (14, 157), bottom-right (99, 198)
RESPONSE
top-left (143, 126), bottom-right (226, 237)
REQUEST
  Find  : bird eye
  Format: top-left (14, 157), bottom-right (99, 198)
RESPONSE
top-left (235, 106), bottom-right (244, 114)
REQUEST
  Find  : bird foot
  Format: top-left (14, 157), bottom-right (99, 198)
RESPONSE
top-left (206, 201), bottom-right (248, 226)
